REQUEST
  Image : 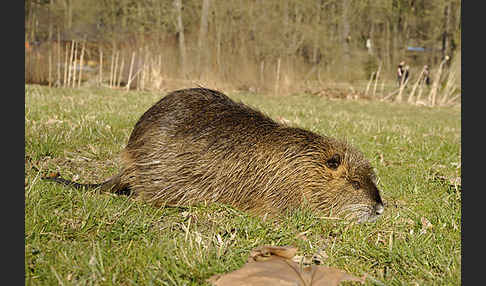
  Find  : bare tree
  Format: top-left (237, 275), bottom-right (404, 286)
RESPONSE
top-left (24, 0), bottom-right (461, 96)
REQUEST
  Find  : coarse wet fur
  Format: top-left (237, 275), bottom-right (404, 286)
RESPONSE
top-left (45, 88), bottom-right (385, 223)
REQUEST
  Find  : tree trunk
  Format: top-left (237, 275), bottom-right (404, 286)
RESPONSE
top-left (312, 0), bottom-right (323, 65)
top-left (341, 0), bottom-right (351, 71)
top-left (197, 0), bottom-right (210, 78)
top-left (442, 3), bottom-right (451, 58)
top-left (48, 4), bottom-right (53, 87)
top-left (137, 2), bottom-right (145, 47)
top-left (174, 0), bottom-right (187, 78)
top-left (64, 0), bottom-right (73, 30)
top-left (216, 17), bottom-right (222, 76)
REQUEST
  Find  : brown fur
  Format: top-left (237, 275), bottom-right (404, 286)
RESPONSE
top-left (46, 88), bottom-right (384, 223)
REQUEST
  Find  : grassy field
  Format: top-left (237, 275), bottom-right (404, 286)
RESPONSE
top-left (25, 85), bottom-right (461, 285)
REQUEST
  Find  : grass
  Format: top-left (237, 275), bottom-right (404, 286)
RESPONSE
top-left (25, 85), bottom-right (461, 285)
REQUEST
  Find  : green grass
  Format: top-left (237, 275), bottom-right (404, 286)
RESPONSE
top-left (25, 85), bottom-right (461, 285)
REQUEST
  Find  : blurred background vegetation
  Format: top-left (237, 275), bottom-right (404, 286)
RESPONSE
top-left (25, 0), bottom-right (460, 99)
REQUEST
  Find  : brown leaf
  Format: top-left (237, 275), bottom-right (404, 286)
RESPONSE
top-left (46, 118), bottom-right (63, 125)
top-left (249, 245), bottom-right (298, 261)
top-left (296, 230), bottom-right (310, 241)
top-left (276, 116), bottom-right (291, 125)
top-left (420, 217), bottom-right (433, 234)
top-left (429, 171), bottom-right (462, 191)
top-left (209, 246), bottom-right (364, 286)
top-left (47, 172), bottom-right (61, 179)
top-left (312, 249), bottom-right (329, 265)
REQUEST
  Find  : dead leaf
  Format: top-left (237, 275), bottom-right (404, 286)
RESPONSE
top-left (209, 245), bottom-right (364, 286)
top-left (47, 172), bottom-right (61, 179)
top-left (88, 144), bottom-right (98, 154)
top-left (292, 255), bottom-right (313, 266)
top-left (46, 118), bottom-right (63, 125)
top-left (377, 152), bottom-right (391, 166)
top-left (420, 217), bottom-right (433, 234)
top-left (296, 230), bottom-right (310, 241)
top-left (249, 245), bottom-right (297, 261)
top-left (405, 218), bottom-right (415, 226)
top-left (277, 116), bottom-right (291, 125)
top-left (312, 249), bottom-right (329, 265)
top-left (429, 171), bottom-right (462, 191)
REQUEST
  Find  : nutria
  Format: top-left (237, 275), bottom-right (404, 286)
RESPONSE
top-left (45, 88), bottom-right (384, 223)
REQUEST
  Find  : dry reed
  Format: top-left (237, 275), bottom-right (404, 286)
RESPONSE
top-left (126, 51), bottom-right (136, 91)
top-left (407, 67), bottom-right (426, 104)
top-left (78, 39), bottom-right (86, 88)
top-left (72, 41), bottom-right (78, 88)
top-left (428, 56), bottom-right (449, 106)
top-left (56, 29), bottom-right (61, 87)
top-left (117, 53), bottom-right (125, 88)
top-left (63, 42), bottom-right (69, 87)
top-left (275, 58), bottom-right (281, 95)
top-left (365, 72), bottom-right (375, 96)
top-left (98, 47), bottom-right (103, 86)
top-left (373, 64), bottom-right (381, 97)
top-left (109, 50), bottom-right (115, 88)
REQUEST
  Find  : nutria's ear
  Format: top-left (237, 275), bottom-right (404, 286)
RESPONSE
top-left (326, 154), bottom-right (341, 170)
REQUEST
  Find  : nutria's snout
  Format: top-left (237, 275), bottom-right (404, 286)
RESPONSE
top-left (374, 202), bottom-right (384, 216)
top-left (360, 201), bottom-right (384, 223)
top-left (355, 202), bottom-right (384, 223)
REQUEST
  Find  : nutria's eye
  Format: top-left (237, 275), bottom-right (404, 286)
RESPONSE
top-left (326, 154), bottom-right (341, 170)
top-left (352, 181), bottom-right (360, 190)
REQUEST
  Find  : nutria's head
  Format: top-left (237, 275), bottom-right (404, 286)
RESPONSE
top-left (308, 137), bottom-right (384, 223)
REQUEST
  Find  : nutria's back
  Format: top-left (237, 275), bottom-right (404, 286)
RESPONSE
top-left (114, 88), bottom-right (384, 222)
